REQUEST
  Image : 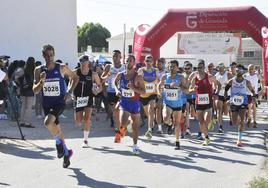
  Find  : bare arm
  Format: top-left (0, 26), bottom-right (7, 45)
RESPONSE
top-left (180, 75), bottom-right (189, 94)
top-left (246, 80), bottom-right (256, 96)
top-left (92, 72), bottom-right (102, 94)
top-left (113, 72), bottom-right (122, 96)
top-left (32, 67), bottom-right (44, 94)
top-left (209, 75), bottom-right (221, 95)
top-left (157, 75), bottom-right (165, 95)
top-left (61, 65), bottom-right (78, 93)
top-left (101, 64), bottom-right (111, 81)
top-left (131, 75), bottom-right (145, 95)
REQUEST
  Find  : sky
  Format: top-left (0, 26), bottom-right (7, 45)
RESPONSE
top-left (77, 0), bottom-right (268, 36)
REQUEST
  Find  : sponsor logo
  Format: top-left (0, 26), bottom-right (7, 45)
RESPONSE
top-left (186, 12), bottom-right (198, 29)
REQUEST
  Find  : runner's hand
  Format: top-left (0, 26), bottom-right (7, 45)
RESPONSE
top-left (116, 91), bottom-right (121, 97)
top-left (64, 92), bottom-right (72, 102)
top-left (40, 72), bottom-right (46, 82)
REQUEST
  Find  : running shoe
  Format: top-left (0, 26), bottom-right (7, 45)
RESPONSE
top-left (145, 130), bottom-right (152, 140)
top-left (63, 149), bottom-right (73, 168)
top-left (119, 127), bottom-right (126, 138)
top-left (253, 122), bottom-right (257, 128)
top-left (218, 127), bottom-right (224, 134)
top-left (180, 133), bottom-right (185, 139)
top-left (56, 142), bottom-right (64, 158)
top-left (175, 141), bottom-right (180, 150)
top-left (132, 146), bottom-right (140, 155)
top-left (196, 133), bottom-right (204, 141)
top-left (167, 125), bottom-right (173, 135)
top-left (207, 121), bottom-right (214, 131)
top-left (82, 140), bottom-right (89, 148)
top-left (185, 128), bottom-right (192, 136)
top-left (202, 138), bottom-right (210, 146)
top-left (114, 133), bottom-right (121, 143)
top-left (236, 140), bottom-right (243, 147)
top-left (156, 129), bottom-right (163, 134)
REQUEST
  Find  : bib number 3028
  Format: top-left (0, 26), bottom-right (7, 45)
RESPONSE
top-left (197, 94), bottom-right (209, 105)
top-left (43, 81), bottom-right (60, 96)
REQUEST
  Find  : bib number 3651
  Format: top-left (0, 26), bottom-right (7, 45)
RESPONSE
top-left (165, 89), bottom-right (178, 101)
top-left (197, 94), bottom-right (209, 105)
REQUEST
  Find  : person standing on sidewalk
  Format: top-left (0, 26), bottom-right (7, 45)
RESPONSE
top-left (33, 44), bottom-right (78, 168)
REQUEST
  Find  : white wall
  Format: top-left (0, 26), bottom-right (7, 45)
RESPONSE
top-left (0, 0), bottom-right (77, 68)
top-left (108, 38), bottom-right (133, 55)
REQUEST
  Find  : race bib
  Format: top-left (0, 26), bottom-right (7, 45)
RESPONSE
top-left (76, 96), bottom-right (89, 108)
top-left (122, 88), bottom-right (134, 98)
top-left (232, 95), bottom-right (244, 106)
top-left (165, 89), bottom-right (178, 101)
top-left (197, 94), bottom-right (209, 105)
top-left (145, 83), bottom-right (155, 93)
top-left (43, 81), bottom-right (60, 96)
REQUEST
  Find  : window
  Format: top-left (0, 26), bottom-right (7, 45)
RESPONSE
top-left (243, 51), bottom-right (254, 57)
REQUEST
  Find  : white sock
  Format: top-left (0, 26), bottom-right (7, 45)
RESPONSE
top-left (133, 144), bottom-right (138, 148)
top-left (158, 124), bottom-right (162, 131)
top-left (84, 131), bottom-right (89, 141)
top-left (148, 127), bottom-right (152, 132)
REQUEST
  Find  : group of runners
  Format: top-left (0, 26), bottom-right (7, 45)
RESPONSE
top-left (33, 45), bottom-right (264, 168)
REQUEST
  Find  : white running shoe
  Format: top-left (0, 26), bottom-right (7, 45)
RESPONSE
top-left (82, 140), bottom-right (89, 148)
top-left (132, 146), bottom-right (140, 155)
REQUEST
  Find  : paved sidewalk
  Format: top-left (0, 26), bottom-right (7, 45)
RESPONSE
top-left (0, 102), bottom-right (267, 188)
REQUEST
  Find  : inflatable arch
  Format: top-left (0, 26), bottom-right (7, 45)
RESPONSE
top-left (135, 6), bottom-right (268, 84)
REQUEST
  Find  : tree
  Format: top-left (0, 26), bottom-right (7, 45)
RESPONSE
top-left (77, 22), bottom-right (111, 52)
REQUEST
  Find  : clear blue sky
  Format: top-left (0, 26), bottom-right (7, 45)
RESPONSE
top-left (77, 0), bottom-right (268, 36)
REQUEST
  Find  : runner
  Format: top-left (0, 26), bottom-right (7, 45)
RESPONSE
top-left (183, 61), bottom-right (195, 136)
top-left (101, 50), bottom-right (125, 142)
top-left (225, 65), bottom-right (256, 146)
top-left (244, 64), bottom-right (259, 128)
top-left (158, 60), bottom-right (188, 149)
top-left (114, 54), bottom-right (145, 154)
top-left (155, 58), bottom-right (166, 134)
top-left (189, 59), bottom-right (221, 145)
top-left (138, 55), bottom-right (160, 139)
top-left (32, 44), bottom-right (78, 168)
top-left (73, 55), bottom-right (102, 148)
top-left (215, 62), bottom-right (232, 133)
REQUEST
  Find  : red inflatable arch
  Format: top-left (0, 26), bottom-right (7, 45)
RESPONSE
top-left (137, 6), bottom-right (268, 84)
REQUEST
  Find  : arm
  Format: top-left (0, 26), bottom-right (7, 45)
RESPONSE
top-left (209, 75), bottom-right (221, 95)
top-left (189, 76), bottom-right (196, 93)
top-left (113, 72), bottom-right (122, 96)
top-left (246, 80), bottom-right (256, 96)
top-left (224, 79), bottom-right (232, 98)
top-left (92, 72), bottom-right (102, 95)
top-left (101, 64), bottom-right (111, 81)
top-left (157, 76), bottom-right (165, 95)
top-left (32, 67), bottom-right (45, 94)
top-left (131, 74), bottom-right (145, 95)
top-left (180, 75), bottom-right (189, 94)
top-left (61, 65), bottom-right (79, 93)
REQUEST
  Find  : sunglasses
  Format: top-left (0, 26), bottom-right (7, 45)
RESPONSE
top-left (145, 59), bottom-right (152, 62)
top-left (184, 67), bottom-right (190, 70)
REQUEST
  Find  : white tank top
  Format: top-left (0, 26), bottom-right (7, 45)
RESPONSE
top-left (107, 64), bottom-right (125, 93)
top-left (245, 73), bottom-right (258, 95)
top-left (215, 71), bottom-right (229, 96)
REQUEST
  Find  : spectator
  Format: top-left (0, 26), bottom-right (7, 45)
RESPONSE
top-left (35, 61), bottom-right (43, 118)
top-left (17, 57), bottom-right (36, 127)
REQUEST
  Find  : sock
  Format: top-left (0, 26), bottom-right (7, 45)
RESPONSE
top-left (55, 136), bottom-right (62, 145)
top-left (205, 135), bottom-right (209, 139)
top-left (63, 142), bottom-right (69, 156)
top-left (84, 131), bottom-right (89, 141)
top-left (198, 132), bottom-right (202, 137)
top-left (133, 144), bottom-right (137, 148)
top-left (176, 138), bottom-right (180, 142)
top-left (238, 132), bottom-right (242, 141)
top-left (158, 124), bottom-right (162, 131)
top-left (148, 127), bottom-right (152, 132)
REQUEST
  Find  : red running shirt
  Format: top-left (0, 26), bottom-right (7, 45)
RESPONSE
top-left (195, 73), bottom-right (213, 105)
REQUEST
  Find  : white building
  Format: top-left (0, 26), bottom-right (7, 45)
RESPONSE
top-left (107, 31), bottom-right (262, 67)
top-left (0, 0), bottom-right (77, 68)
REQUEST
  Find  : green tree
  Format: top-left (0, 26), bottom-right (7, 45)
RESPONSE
top-left (77, 22), bottom-right (111, 52)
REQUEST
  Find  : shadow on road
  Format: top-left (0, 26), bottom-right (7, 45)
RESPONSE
top-left (0, 140), bottom-right (54, 160)
top-left (68, 168), bottom-right (146, 188)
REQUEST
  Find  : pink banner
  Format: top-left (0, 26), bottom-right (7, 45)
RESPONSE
top-left (133, 24), bottom-right (150, 63)
top-left (262, 27), bottom-right (268, 85)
